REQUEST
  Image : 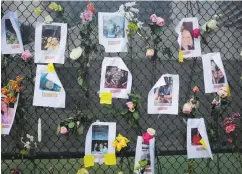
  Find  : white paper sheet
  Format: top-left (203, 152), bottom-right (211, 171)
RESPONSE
top-left (187, 118), bottom-right (213, 159)
top-left (85, 122), bottom-right (116, 164)
top-left (33, 65), bottom-right (65, 108)
top-left (202, 52), bottom-right (228, 93)
top-left (134, 136), bottom-right (155, 174)
top-left (175, 17), bottom-right (201, 58)
top-left (1, 11), bottom-right (24, 54)
top-left (34, 23), bottom-right (67, 64)
top-left (1, 94), bottom-right (19, 135)
top-left (100, 57), bottom-right (132, 99)
top-left (148, 74), bottom-right (179, 115)
top-left (98, 12), bottom-right (128, 52)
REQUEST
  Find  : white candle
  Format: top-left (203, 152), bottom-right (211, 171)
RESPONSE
top-left (38, 118), bottom-right (41, 142)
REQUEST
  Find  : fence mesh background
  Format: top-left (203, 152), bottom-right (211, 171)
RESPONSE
top-left (1, 1), bottom-right (242, 174)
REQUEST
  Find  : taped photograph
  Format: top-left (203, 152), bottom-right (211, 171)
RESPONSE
top-left (41, 25), bottom-right (61, 51)
top-left (191, 128), bottom-right (202, 146)
top-left (154, 77), bottom-right (173, 106)
top-left (175, 17), bottom-right (201, 58)
top-left (91, 125), bottom-right (109, 154)
top-left (40, 73), bottom-right (61, 92)
top-left (5, 19), bottom-right (19, 44)
top-left (103, 15), bottom-right (125, 38)
top-left (104, 66), bottom-right (128, 89)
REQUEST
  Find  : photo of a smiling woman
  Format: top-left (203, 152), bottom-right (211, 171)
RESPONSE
top-left (180, 22), bottom-right (195, 51)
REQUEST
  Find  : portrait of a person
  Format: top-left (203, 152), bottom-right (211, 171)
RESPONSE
top-left (180, 22), bottom-right (195, 51)
top-left (191, 128), bottom-right (202, 146)
top-left (154, 77), bottom-right (173, 105)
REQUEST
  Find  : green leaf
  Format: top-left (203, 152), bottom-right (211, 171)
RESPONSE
top-left (68, 122), bottom-right (75, 129)
top-left (56, 124), bottom-right (60, 135)
top-left (120, 109), bottom-right (129, 115)
top-left (77, 76), bottom-right (83, 86)
top-left (133, 111), bottom-right (139, 120)
top-left (195, 101), bottom-right (200, 108)
top-left (77, 125), bottom-right (84, 135)
top-left (128, 119), bottom-right (133, 126)
top-left (20, 149), bottom-right (29, 156)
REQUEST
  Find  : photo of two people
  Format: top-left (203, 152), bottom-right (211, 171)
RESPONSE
top-left (104, 66), bottom-right (128, 89)
top-left (5, 19), bottom-right (19, 44)
top-left (180, 22), bottom-right (195, 51)
top-left (91, 125), bottom-right (109, 154)
top-left (154, 77), bottom-right (173, 106)
top-left (210, 60), bottom-right (225, 84)
top-left (103, 15), bottom-right (125, 38)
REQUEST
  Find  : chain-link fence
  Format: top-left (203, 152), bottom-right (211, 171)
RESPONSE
top-left (1, 1), bottom-right (242, 174)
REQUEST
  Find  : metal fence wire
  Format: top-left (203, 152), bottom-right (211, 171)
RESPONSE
top-left (1, 1), bottom-right (242, 174)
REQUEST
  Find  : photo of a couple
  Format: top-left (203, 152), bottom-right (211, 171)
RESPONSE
top-left (210, 60), bottom-right (225, 84)
top-left (103, 15), bottom-right (125, 38)
top-left (91, 125), bottom-right (109, 154)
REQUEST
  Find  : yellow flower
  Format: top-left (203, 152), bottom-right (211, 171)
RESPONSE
top-left (113, 134), bottom-right (130, 151)
top-left (48, 2), bottom-right (63, 12)
top-left (34, 7), bottom-right (43, 16)
top-left (76, 168), bottom-right (89, 174)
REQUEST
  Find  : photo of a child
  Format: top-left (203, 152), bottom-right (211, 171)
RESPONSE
top-left (5, 19), bottom-right (19, 44)
top-left (154, 77), bottom-right (173, 106)
top-left (91, 125), bottom-right (109, 154)
top-left (210, 60), bottom-right (225, 84)
top-left (180, 22), bottom-right (194, 51)
top-left (104, 66), bottom-right (128, 89)
top-left (103, 15), bottom-right (125, 38)
top-left (41, 25), bottom-right (61, 51)
top-left (191, 128), bottom-right (202, 146)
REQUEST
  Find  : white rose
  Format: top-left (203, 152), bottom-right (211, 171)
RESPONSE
top-left (70, 47), bottom-right (83, 60)
top-left (202, 19), bottom-right (218, 31)
top-left (147, 128), bottom-right (156, 136)
top-left (44, 15), bottom-right (53, 24)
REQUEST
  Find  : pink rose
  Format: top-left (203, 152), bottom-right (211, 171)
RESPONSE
top-left (142, 132), bottom-right (154, 144)
top-left (225, 124), bottom-right (236, 134)
top-left (227, 137), bottom-right (233, 143)
top-left (60, 127), bottom-right (68, 134)
top-left (21, 50), bottom-right (32, 61)
top-left (192, 29), bottom-right (200, 38)
top-left (80, 10), bottom-right (93, 23)
top-left (211, 99), bottom-right (220, 105)
top-left (156, 17), bottom-right (165, 27)
top-left (150, 14), bottom-right (157, 23)
top-left (146, 48), bottom-right (154, 57)
top-left (126, 101), bottom-right (135, 112)
top-left (182, 103), bottom-right (192, 114)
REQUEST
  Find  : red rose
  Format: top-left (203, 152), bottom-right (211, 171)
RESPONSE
top-left (192, 29), bottom-right (200, 38)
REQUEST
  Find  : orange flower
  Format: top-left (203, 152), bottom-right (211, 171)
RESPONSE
top-left (87, 3), bottom-right (95, 13)
top-left (16, 76), bottom-right (23, 82)
top-left (192, 86), bottom-right (199, 93)
top-left (1, 88), bottom-right (8, 95)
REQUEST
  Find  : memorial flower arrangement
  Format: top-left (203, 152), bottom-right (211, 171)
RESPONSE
top-left (211, 86), bottom-right (230, 114)
top-left (103, 92), bottom-right (141, 128)
top-left (222, 112), bottom-right (240, 143)
top-left (1, 76), bottom-right (23, 104)
top-left (56, 117), bottom-right (84, 136)
top-left (19, 134), bottom-right (37, 158)
top-left (182, 86), bottom-right (200, 116)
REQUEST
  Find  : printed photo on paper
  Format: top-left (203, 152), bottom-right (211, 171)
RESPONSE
top-left (5, 19), bottom-right (19, 44)
top-left (210, 59), bottom-right (225, 85)
top-left (191, 128), bottom-right (202, 146)
top-left (91, 125), bottom-right (109, 155)
top-left (103, 15), bottom-right (125, 38)
top-left (40, 73), bottom-right (61, 92)
top-left (41, 25), bottom-right (61, 53)
top-left (154, 77), bottom-right (173, 106)
top-left (104, 66), bottom-right (128, 89)
top-left (175, 17), bottom-right (201, 58)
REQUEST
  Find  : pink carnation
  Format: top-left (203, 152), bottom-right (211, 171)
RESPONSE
top-left (156, 17), bottom-right (165, 27)
top-left (142, 132), bottom-right (154, 144)
top-left (182, 103), bottom-right (192, 114)
top-left (80, 10), bottom-right (93, 23)
top-left (21, 50), bottom-right (32, 61)
top-left (192, 29), bottom-right (200, 38)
